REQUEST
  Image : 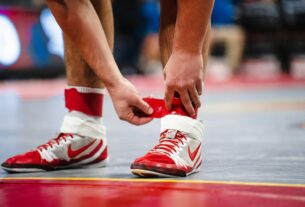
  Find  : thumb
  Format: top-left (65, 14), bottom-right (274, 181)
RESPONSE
top-left (133, 98), bottom-right (154, 115)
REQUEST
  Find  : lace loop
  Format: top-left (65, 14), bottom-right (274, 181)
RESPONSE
top-left (37, 133), bottom-right (73, 151)
top-left (150, 130), bottom-right (187, 155)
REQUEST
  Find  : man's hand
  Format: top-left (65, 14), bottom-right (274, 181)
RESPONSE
top-left (164, 52), bottom-right (203, 117)
top-left (107, 78), bottom-right (153, 125)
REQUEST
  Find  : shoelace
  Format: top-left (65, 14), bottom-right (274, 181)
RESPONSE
top-left (37, 133), bottom-right (73, 152)
top-left (150, 130), bottom-right (187, 155)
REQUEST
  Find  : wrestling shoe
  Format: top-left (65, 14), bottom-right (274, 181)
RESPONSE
top-left (1, 133), bottom-right (108, 173)
top-left (131, 114), bottom-right (203, 177)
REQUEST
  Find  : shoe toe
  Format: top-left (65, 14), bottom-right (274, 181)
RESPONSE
top-left (133, 153), bottom-right (175, 166)
top-left (131, 153), bottom-right (188, 177)
top-left (2, 151), bottom-right (41, 167)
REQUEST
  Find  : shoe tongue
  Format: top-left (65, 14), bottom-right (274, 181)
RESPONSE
top-left (164, 129), bottom-right (178, 139)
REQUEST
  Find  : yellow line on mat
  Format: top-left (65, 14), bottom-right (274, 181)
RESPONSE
top-left (1, 177), bottom-right (305, 188)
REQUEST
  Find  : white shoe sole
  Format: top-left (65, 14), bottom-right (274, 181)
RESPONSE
top-left (1, 167), bottom-right (45, 173)
top-left (1, 157), bottom-right (109, 173)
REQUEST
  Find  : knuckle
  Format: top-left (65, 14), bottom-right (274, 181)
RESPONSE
top-left (176, 82), bottom-right (184, 90)
top-left (196, 77), bottom-right (202, 82)
top-left (166, 81), bottom-right (175, 89)
top-left (188, 79), bottom-right (195, 85)
top-left (134, 120), bottom-right (142, 126)
top-left (135, 99), bottom-right (142, 106)
top-left (165, 87), bottom-right (171, 94)
top-left (186, 82), bottom-right (193, 88)
top-left (118, 114), bottom-right (125, 120)
top-left (130, 96), bottom-right (139, 103)
top-left (196, 101), bottom-right (201, 107)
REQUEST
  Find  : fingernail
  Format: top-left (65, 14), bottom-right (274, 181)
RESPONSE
top-left (148, 107), bottom-right (153, 114)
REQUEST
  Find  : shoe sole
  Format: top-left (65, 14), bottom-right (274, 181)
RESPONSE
top-left (1, 157), bottom-right (109, 173)
top-left (131, 164), bottom-right (201, 178)
top-left (1, 166), bottom-right (46, 173)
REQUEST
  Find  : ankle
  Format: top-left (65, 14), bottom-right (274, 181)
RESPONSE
top-left (60, 86), bottom-right (106, 139)
top-left (65, 86), bottom-right (105, 116)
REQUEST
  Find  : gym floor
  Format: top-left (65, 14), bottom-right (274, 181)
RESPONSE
top-left (0, 75), bottom-right (305, 207)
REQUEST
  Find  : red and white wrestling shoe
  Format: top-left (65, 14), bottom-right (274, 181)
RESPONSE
top-left (1, 86), bottom-right (108, 173)
top-left (131, 111), bottom-right (204, 177)
top-left (1, 133), bottom-right (108, 172)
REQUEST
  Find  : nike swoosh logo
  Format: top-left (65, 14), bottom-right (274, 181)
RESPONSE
top-left (188, 143), bottom-right (201, 162)
top-left (68, 140), bottom-right (96, 158)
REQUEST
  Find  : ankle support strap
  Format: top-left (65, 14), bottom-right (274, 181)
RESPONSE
top-left (160, 115), bottom-right (203, 139)
top-left (138, 98), bottom-right (197, 119)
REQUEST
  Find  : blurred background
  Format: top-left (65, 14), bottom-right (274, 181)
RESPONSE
top-left (1, 0), bottom-right (305, 81)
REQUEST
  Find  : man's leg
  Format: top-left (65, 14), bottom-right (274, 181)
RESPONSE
top-left (46, 0), bottom-right (152, 126)
top-left (58, 0), bottom-right (114, 164)
top-left (159, 0), bottom-right (177, 66)
top-left (1, 0), bottom-right (114, 173)
top-left (131, 0), bottom-right (211, 177)
top-left (159, 0), bottom-right (211, 75)
top-left (65, 0), bottom-right (114, 88)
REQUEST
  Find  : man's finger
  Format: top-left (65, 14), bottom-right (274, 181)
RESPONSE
top-left (129, 114), bottom-right (153, 125)
top-left (132, 98), bottom-right (153, 115)
top-left (196, 81), bottom-right (203, 96)
top-left (123, 109), bottom-right (153, 125)
top-left (179, 89), bottom-right (195, 117)
top-left (165, 87), bottom-right (174, 110)
top-left (188, 86), bottom-right (201, 109)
